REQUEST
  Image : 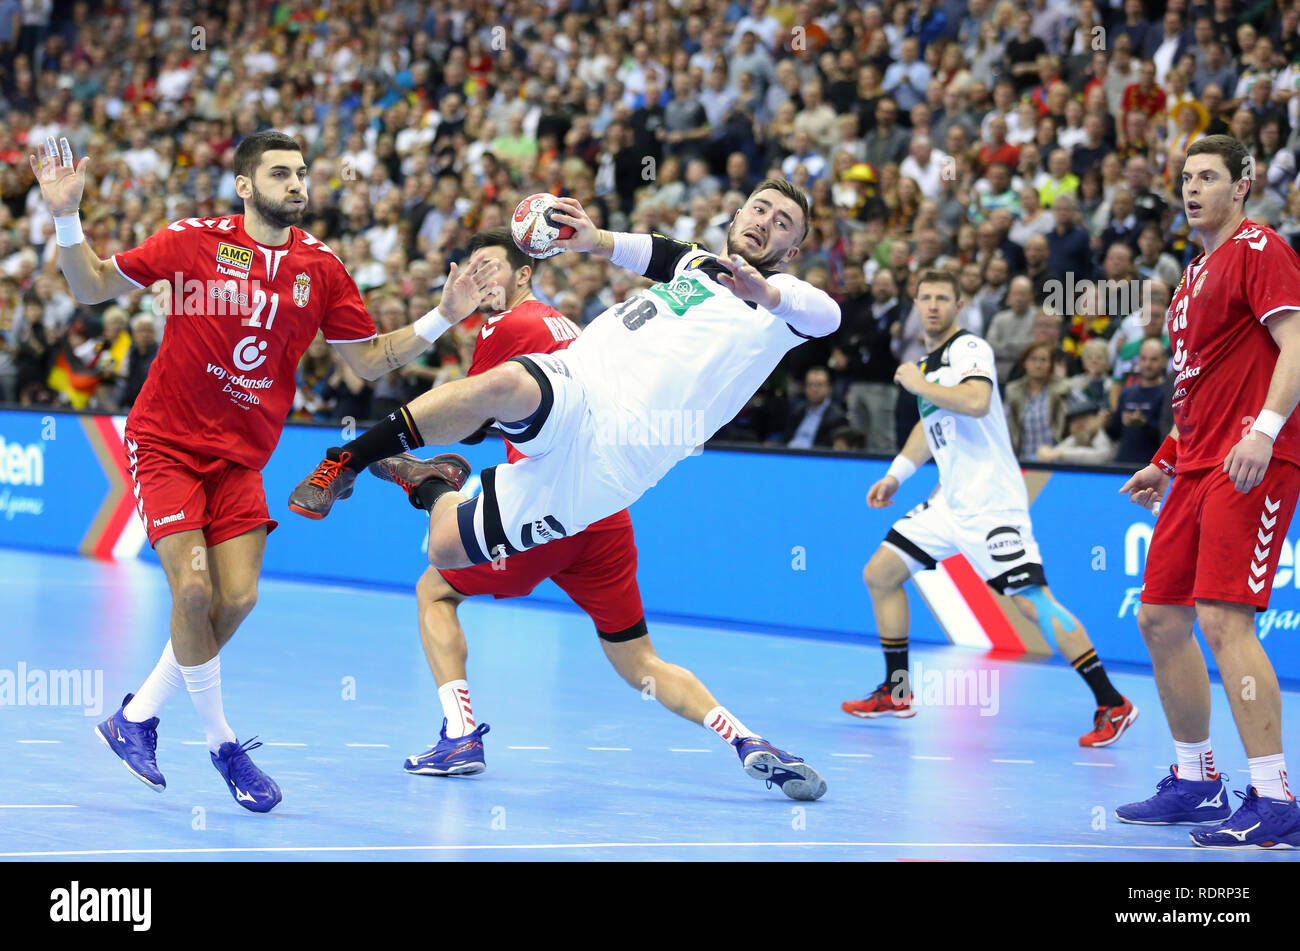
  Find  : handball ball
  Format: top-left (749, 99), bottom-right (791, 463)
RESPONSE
top-left (510, 193), bottom-right (576, 259)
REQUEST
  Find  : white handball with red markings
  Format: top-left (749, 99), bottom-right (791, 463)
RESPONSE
top-left (510, 193), bottom-right (576, 259)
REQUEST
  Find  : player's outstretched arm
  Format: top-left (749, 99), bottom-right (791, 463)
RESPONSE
top-left (549, 198), bottom-right (702, 282)
top-left (332, 257), bottom-right (503, 382)
top-left (29, 136), bottom-right (136, 304)
top-left (867, 420), bottom-right (933, 508)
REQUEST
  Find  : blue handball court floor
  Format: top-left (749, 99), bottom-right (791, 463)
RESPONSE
top-left (1, 548), bottom-right (1297, 862)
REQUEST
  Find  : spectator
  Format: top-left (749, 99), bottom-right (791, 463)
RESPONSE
top-left (1046, 193), bottom-right (1094, 278)
top-left (863, 96), bottom-right (910, 169)
top-left (1004, 341), bottom-right (1070, 461)
top-left (120, 314), bottom-right (159, 411)
top-left (1066, 338), bottom-right (1114, 407)
top-left (833, 267), bottom-right (904, 454)
top-left (1107, 337), bottom-right (1172, 464)
top-left (829, 426), bottom-right (867, 451)
top-left (783, 366), bottom-right (850, 449)
top-left (986, 276), bottom-right (1039, 381)
top-left (1037, 391), bottom-right (1117, 464)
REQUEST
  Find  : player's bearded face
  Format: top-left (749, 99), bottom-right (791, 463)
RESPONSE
top-left (726, 204), bottom-right (799, 270)
top-left (250, 178), bottom-right (307, 229)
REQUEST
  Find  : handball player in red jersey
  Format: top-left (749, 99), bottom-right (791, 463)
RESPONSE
top-left (29, 131), bottom-right (501, 812)
top-left (371, 227), bottom-right (826, 800)
top-left (1116, 135), bottom-right (1300, 847)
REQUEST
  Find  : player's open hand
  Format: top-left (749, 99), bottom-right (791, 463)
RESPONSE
top-left (28, 136), bottom-right (90, 217)
top-left (867, 475), bottom-right (900, 508)
top-left (439, 257), bottom-right (504, 322)
top-left (1223, 431), bottom-right (1273, 494)
top-left (1118, 462), bottom-right (1170, 512)
top-left (716, 254), bottom-right (780, 309)
top-left (547, 198), bottom-right (600, 254)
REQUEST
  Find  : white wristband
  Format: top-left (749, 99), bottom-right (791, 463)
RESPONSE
top-left (1252, 409), bottom-right (1286, 441)
top-left (886, 456), bottom-right (917, 483)
top-left (54, 214), bottom-right (84, 247)
top-left (412, 305), bottom-right (452, 343)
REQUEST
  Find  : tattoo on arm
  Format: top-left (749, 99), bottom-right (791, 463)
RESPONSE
top-left (383, 334), bottom-right (399, 370)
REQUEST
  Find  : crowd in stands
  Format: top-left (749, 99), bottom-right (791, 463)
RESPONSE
top-left (3, 0), bottom-right (1296, 466)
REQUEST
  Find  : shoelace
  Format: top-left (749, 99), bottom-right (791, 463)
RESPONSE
top-left (306, 452), bottom-right (352, 489)
top-left (226, 737), bottom-right (266, 788)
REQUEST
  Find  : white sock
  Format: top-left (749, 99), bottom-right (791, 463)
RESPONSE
top-left (1248, 753), bottom-right (1292, 801)
top-left (438, 679), bottom-right (475, 737)
top-left (702, 705), bottom-right (751, 745)
top-left (180, 655), bottom-right (237, 752)
top-left (124, 641), bottom-right (186, 722)
top-left (1174, 738), bottom-right (1217, 782)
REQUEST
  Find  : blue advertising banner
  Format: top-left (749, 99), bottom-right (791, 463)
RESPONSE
top-left (4, 409), bottom-right (1300, 680)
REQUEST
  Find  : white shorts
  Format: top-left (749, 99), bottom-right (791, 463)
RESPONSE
top-left (455, 354), bottom-right (637, 564)
top-left (881, 494), bottom-right (1047, 594)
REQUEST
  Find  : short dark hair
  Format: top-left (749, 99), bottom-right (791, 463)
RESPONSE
top-left (748, 178), bottom-right (811, 242)
top-left (233, 130), bottom-right (303, 180)
top-left (916, 268), bottom-right (960, 300)
top-left (466, 225), bottom-right (534, 272)
top-left (1185, 134), bottom-right (1253, 201)
top-left (830, 425), bottom-right (867, 450)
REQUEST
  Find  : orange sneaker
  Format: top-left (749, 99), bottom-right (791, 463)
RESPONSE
top-left (288, 447), bottom-right (358, 519)
top-left (1079, 697), bottom-right (1139, 747)
top-left (841, 682), bottom-right (916, 719)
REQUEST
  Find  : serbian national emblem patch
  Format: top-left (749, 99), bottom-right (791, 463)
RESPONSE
top-left (292, 272), bottom-right (311, 308)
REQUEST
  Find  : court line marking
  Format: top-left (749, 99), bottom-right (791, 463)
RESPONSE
top-left (344, 743), bottom-right (389, 748)
top-left (587, 747), bottom-right (632, 751)
top-left (0, 805), bottom-right (77, 809)
top-left (16, 740), bottom-right (60, 745)
top-left (506, 746), bottom-right (550, 750)
top-left (911, 755), bottom-right (952, 761)
top-left (669, 748), bottom-right (712, 753)
top-left (0, 841), bottom-right (1226, 858)
top-left (992, 759), bottom-right (1034, 764)
top-left (180, 741), bottom-right (206, 746)
top-left (830, 753), bottom-right (874, 758)
top-left (1074, 762), bottom-right (1116, 768)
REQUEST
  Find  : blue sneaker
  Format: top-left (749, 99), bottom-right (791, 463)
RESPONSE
top-left (404, 720), bottom-right (490, 776)
top-left (211, 738), bottom-right (282, 813)
top-left (1190, 786), bottom-right (1300, 849)
top-left (1115, 767), bottom-right (1230, 825)
top-left (95, 693), bottom-right (165, 791)
top-left (733, 735), bottom-right (827, 801)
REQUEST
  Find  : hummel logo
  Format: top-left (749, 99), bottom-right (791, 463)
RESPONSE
top-left (1262, 513), bottom-right (1278, 530)
top-left (1265, 495), bottom-right (1280, 514)
top-left (1251, 562), bottom-right (1268, 579)
top-left (1249, 578), bottom-right (1266, 593)
top-left (1008, 572), bottom-right (1030, 583)
top-left (1260, 529), bottom-right (1275, 545)
top-left (1221, 821), bottom-right (1261, 841)
top-left (233, 786), bottom-right (255, 803)
top-left (1255, 545), bottom-right (1270, 561)
top-left (1196, 789), bottom-right (1225, 809)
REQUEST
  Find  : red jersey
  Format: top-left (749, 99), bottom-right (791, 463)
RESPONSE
top-left (467, 299), bottom-right (580, 463)
top-left (1168, 218), bottom-right (1300, 473)
top-left (114, 215), bottom-right (377, 470)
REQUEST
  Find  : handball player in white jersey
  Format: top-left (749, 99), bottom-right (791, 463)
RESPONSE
top-left (842, 270), bottom-right (1137, 747)
top-left (288, 179), bottom-right (839, 800)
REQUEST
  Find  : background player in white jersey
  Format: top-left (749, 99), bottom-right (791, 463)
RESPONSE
top-left (289, 179), bottom-right (838, 800)
top-left (842, 270), bottom-right (1137, 748)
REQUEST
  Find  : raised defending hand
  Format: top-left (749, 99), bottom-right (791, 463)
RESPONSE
top-left (1118, 463), bottom-right (1170, 512)
top-left (867, 475), bottom-right (900, 509)
top-left (547, 197), bottom-right (601, 253)
top-left (716, 253), bottom-right (779, 309)
top-left (28, 136), bottom-right (90, 217)
top-left (438, 257), bottom-right (504, 322)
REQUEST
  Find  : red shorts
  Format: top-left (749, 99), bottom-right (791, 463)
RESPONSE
top-left (124, 432), bottom-right (279, 548)
top-left (441, 510), bottom-right (644, 637)
top-left (1142, 460), bottom-right (1300, 610)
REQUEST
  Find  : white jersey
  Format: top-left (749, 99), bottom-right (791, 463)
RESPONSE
top-left (917, 330), bottom-right (1029, 516)
top-left (559, 240), bottom-right (837, 490)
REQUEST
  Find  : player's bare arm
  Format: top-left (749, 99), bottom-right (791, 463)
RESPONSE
top-left (894, 362), bottom-right (992, 417)
top-left (867, 420), bottom-right (933, 508)
top-left (1222, 308), bottom-right (1300, 493)
top-left (332, 256), bottom-right (503, 381)
top-left (29, 136), bottom-right (137, 304)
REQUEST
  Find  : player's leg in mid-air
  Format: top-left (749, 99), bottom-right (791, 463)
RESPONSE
top-left (288, 357), bottom-right (544, 524)
top-left (97, 526), bottom-right (281, 812)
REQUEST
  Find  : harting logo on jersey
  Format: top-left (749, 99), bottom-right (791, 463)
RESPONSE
top-left (292, 272), bottom-right (311, 307)
top-left (986, 526), bottom-right (1026, 562)
top-left (215, 242), bottom-right (253, 278)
